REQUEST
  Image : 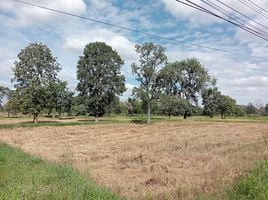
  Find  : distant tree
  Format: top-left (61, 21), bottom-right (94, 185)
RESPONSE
top-left (177, 99), bottom-right (195, 119)
top-left (3, 90), bottom-right (20, 117)
top-left (265, 103), bottom-right (268, 116)
top-left (71, 96), bottom-right (87, 116)
top-left (218, 95), bottom-right (236, 119)
top-left (234, 105), bottom-right (246, 117)
top-left (13, 43), bottom-right (61, 123)
top-left (132, 42), bottom-right (167, 124)
top-left (106, 96), bottom-right (124, 115)
top-left (246, 103), bottom-right (258, 115)
top-left (158, 95), bottom-right (180, 118)
top-left (157, 58), bottom-right (211, 119)
top-left (46, 81), bottom-right (74, 117)
top-left (77, 42), bottom-right (126, 121)
top-left (0, 86), bottom-right (10, 109)
top-left (179, 58), bottom-right (211, 103)
top-left (202, 86), bottom-right (221, 118)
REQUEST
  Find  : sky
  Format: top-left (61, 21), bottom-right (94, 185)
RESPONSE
top-left (1, 0), bottom-right (268, 105)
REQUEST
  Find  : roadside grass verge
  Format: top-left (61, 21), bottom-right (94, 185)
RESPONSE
top-left (201, 159), bottom-right (268, 200)
top-left (226, 159), bottom-right (268, 200)
top-left (0, 143), bottom-right (120, 200)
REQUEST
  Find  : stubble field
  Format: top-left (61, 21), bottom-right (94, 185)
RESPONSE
top-left (0, 121), bottom-right (268, 199)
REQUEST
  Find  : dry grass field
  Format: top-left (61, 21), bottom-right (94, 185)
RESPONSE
top-left (0, 121), bottom-right (268, 199)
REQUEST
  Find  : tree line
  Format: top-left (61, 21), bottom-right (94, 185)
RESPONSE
top-left (0, 42), bottom-right (267, 123)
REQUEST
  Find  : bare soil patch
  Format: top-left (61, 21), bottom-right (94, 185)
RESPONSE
top-left (0, 122), bottom-right (268, 199)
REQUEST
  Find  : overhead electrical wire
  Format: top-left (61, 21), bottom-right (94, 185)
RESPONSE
top-left (246, 0), bottom-right (268, 15)
top-left (13, 0), bottom-right (268, 61)
top-left (215, 0), bottom-right (268, 30)
top-left (175, 0), bottom-right (268, 41)
top-left (238, 0), bottom-right (268, 20)
top-left (200, 0), bottom-right (267, 38)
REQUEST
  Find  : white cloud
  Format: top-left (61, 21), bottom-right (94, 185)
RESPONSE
top-left (63, 28), bottom-right (138, 77)
top-left (121, 83), bottom-right (135, 101)
top-left (0, 0), bottom-right (86, 27)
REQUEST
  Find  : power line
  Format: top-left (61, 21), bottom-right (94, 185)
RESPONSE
top-left (215, 0), bottom-right (268, 30)
top-left (246, 0), bottom-right (268, 14)
top-left (13, 0), bottom-right (268, 61)
top-left (175, 0), bottom-right (268, 41)
top-left (200, 0), bottom-right (268, 38)
top-left (238, 0), bottom-right (268, 20)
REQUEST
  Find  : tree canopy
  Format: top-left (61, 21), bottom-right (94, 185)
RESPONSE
top-left (13, 42), bottom-right (61, 123)
top-left (132, 42), bottom-right (167, 124)
top-left (77, 42), bottom-right (126, 121)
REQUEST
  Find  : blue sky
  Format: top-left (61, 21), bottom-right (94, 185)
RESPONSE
top-left (1, 0), bottom-right (268, 105)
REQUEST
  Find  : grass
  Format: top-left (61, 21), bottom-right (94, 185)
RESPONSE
top-left (225, 159), bottom-right (268, 200)
top-left (1, 113), bottom-right (268, 129)
top-left (201, 158), bottom-right (268, 200)
top-left (0, 143), bottom-right (120, 200)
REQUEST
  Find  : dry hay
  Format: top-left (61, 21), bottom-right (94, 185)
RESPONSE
top-left (0, 121), bottom-right (268, 199)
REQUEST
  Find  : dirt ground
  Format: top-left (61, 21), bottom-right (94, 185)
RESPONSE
top-left (0, 122), bottom-right (268, 199)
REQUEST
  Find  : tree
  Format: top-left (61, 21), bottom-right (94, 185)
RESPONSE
top-left (132, 42), bottom-right (167, 124)
top-left (234, 105), bottom-right (246, 117)
top-left (158, 95), bottom-right (180, 118)
top-left (0, 86), bottom-right (10, 109)
top-left (13, 42), bottom-right (61, 123)
top-left (218, 95), bottom-right (236, 119)
top-left (3, 90), bottom-right (20, 117)
top-left (77, 42), bottom-right (126, 121)
top-left (157, 58), bottom-right (211, 119)
top-left (202, 86), bottom-right (221, 118)
top-left (265, 103), bottom-right (268, 116)
top-left (246, 103), bottom-right (258, 115)
top-left (46, 81), bottom-right (74, 117)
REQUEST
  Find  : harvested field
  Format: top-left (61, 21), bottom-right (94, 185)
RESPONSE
top-left (0, 121), bottom-right (268, 199)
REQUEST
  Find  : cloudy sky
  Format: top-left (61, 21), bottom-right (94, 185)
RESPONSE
top-left (1, 0), bottom-right (268, 105)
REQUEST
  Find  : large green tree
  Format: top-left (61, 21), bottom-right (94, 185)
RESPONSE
top-left (77, 42), bottom-right (126, 121)
top-left (157, 58), bottom-right (211, 119)
top-left (132, 42), bottom-right (167, 124)
top-left (13, 42), bottom-right (61, 123)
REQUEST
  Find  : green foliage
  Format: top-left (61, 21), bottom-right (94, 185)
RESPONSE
top-left (202, 87), bottom-right (221, 118)
top-left (46, 81), bottom-right (74, 116)
top-left (158, 58), bottom-right (211, 104)
top-left (218, 95), bottom-right (236, 119)
top-left (0, 143), bottom-right (119, 200)
top-left (105, 96), bottom-right (124, 115)
top-left (3, 90), bottom-right (20, 116)
top-left (13, 43), bottom-right (61, 123)
top-left (246, 103), bottom-right (258, 115)
top-left (132, 42), bottom-right (167, 124)
top-left (124, 97), bottom-right (143, 115)
top-left (234, 105), bottom-right (246, 117)
top-left (77, 42), bottom-right (126, 120)
top-left (0, 86), bottom-right (10, 109)
top-left (265, 103), bottom-right (268, 116)
top-left (158, 95), bottom-right (181, 118)
top-left (226, 160), bottom-right (268, 200)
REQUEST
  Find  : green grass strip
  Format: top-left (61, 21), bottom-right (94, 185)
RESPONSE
top-left (0, 143), bottom-right (120, 200)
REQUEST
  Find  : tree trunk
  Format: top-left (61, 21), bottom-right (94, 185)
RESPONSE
top-left (183, 114), bottom-right (187, 119)
top-left (95, 113), bottom-right (99, 122)
top-left (221, 112), bottom-right (224, 119)
top-left (168, 114), bottom-right (171, 119)
top-left (33, 113), bottom-right (38, 124)
top-left (147, 102), bottom-right (151, 125)
top-left (8, 112), bottom-right (10, 118)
